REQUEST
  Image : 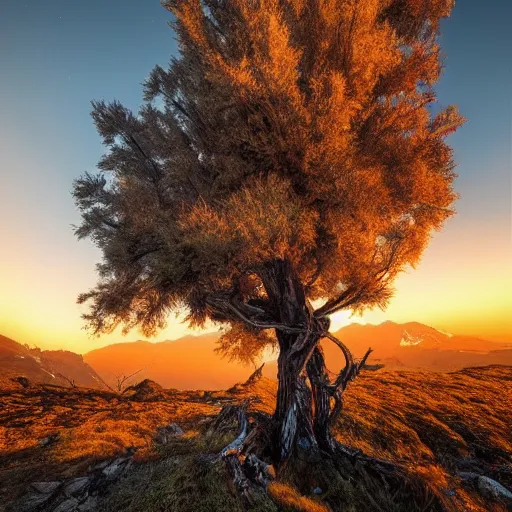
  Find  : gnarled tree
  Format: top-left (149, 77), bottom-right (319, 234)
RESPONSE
top-left (74, 0), bottom-right (463, 466)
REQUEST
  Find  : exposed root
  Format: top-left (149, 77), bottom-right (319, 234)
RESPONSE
top-left (214, 404), bottom-right (443, 511)
top-left (221, 406), bottom-right (248, 457)
top-left (214, 402), bottom-right (274, 507)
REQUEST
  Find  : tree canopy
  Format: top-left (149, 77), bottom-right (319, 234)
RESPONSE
top-left (74, 0), bottom-right (464, 358)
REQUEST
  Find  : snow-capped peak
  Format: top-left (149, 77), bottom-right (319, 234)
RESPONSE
top-left (400, 330), bottom-right (424, 347)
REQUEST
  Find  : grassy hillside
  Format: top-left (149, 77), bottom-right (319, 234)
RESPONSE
top-left (1, 366), bottom-right (511, 511)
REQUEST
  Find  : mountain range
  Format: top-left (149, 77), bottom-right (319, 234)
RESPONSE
top-left (2, 322), bottom-right (511, 391)
top-left (314, 321), bottom-right (512, 374)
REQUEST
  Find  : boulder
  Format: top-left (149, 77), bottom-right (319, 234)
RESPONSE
top-left (102, 456), bottom-right (132, 479)
top-left (11, 376), bottom-right (30, 388)
top-left (17, 492), bottom-right (54, 512)
top-left (38, 433), bottom-right (60, 447)
top-left (53, 497), bottom-right (79, 512)
top-left (477, 475), bottom-right (512, 501)
top-left (30, 481), bottom-right (61, 494)
top-left (63, 477), bottom-right (90, 497)
top-left (154, 423), bottom-right (184, 444)
top-left (77, 496), bottom-right (97, 511)
top-left (17, 481), bottom-right (61, 512)
top-left (125, 379), bottom-right (165, 401)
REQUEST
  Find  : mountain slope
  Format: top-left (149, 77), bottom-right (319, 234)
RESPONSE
top-left (0, 335), bottom-right (104, 389)
top-left (84, 334), bottom-right (256, 391)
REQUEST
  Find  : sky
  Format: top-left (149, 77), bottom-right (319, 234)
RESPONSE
top-left (0, 1), bottom-right (511, 353)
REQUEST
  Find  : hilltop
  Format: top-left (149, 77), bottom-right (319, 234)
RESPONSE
top-left (1, 365), bottom-right (511, 511)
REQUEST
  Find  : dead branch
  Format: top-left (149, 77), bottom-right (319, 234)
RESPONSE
top-left (114, 368), bottom-right (145, 393)
top-left (55, 372), bottom-right (77, 388)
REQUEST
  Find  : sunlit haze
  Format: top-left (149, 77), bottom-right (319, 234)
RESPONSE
top-left (1, 1), bottom-right (510, 353)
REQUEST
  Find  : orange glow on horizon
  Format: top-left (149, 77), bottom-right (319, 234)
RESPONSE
top-left (1, 216), bottom-right (511, 354)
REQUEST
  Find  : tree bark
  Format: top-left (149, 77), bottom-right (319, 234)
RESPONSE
top-left (219, 258), bottom-right (370, 467)
top-left (307, 346), bottom-right (336, 452)
top-left (273, 346), bottom-right (318, 461)
top-left (258, 259), bottom-right (317, 462)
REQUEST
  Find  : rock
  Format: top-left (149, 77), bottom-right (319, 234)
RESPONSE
top-left (312, 487), bottom-right (323, 495)
top-left (63, 477), bottom-right (90, 497)
top-left (53, 497), bottom-right (79, 512)
top-left (11, 376), bottom-right (30, 388)
top-left (17, 482), bottom-right (61, 512)
top-left (102, 458), bottom-right (124, 478)
top-left (477, 475), bottom-right (512, 501)
top-left (102, 457), bottom-right (132, 479)
top-left (458, 471), bottom-right (479, 481)
top-left (154, 423), bottom-right (184, 444)
top-left (125, 379), bottom-right (165, 401)
top-left (38, 432), bottom-right (60, 447)
top-left (93, 460), bottom-right (110, 471)
top-left (17, 492), bottom-right (53, 512)
top-left (77, 496), bottom-right (97, 511)
top-left (31, 481), bottom-right (61, 494)
top-left (361, 363), bottom-right (385, 371)
top-left (167, 423), bottom-right (184, 435)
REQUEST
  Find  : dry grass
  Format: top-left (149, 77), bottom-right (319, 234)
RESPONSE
top-left (0, 383), bottom-right (225, 507)
top-left (267, 482), bottom-right (330, 512)
top-left (335, 366), bottom-right (512, 511)
top-left (0, 366), bottom-right (511, 511)
top-left (232, 365), bottom-right (512, 511)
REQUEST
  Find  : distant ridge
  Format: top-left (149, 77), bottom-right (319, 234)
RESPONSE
top-left (83, 322), bottom-right (512, 389)
top-left (3, 323), bottom-right (509, 391)
top-left (84, 332), bottom-right (255, 391)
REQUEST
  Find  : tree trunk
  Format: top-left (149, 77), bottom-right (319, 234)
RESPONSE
top-left (258, 259), bottom-right (361, 465)
top-left (272, 345), bottom-right (318, 462)
top-left (272, 334), bottom-right (343, 463)
top-left (258, 260), bottom-right (314, 461)
top-left (307, 346), bottom-right (336, 452)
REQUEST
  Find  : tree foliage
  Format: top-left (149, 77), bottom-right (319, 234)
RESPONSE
top-left (74, 0), bottom-right (464, 365)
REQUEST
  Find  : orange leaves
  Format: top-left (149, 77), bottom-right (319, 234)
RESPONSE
top-left (77, 0), bottom-right (463, 335)
top-left (169, 0), bottom-right (210, 51)
top-left (382, 0), bottom-right (454, 41)
top-left (180, 174), bottom-right (318, 276)
top-left (405, 0), bottom-right (455, 22)
top-left (221, 56), bottom-right (258, 93)
top-left (216, 323), bottom-right (277, 366)
top-left (429, 105), bottom-right (466, 138)
top-left (265, 12), bottom-right (302, 98)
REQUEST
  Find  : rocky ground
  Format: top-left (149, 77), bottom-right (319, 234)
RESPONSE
top-left (1, 366), bottom-right (511, 511)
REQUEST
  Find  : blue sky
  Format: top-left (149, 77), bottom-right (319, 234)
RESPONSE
top-left (0, 0), bottom-right (510, 351)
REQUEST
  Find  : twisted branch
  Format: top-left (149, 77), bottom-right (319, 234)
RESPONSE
top-left (206, 294), bottom-right (305, 334)
top-left (318, 332), bottom-right (373, 424)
